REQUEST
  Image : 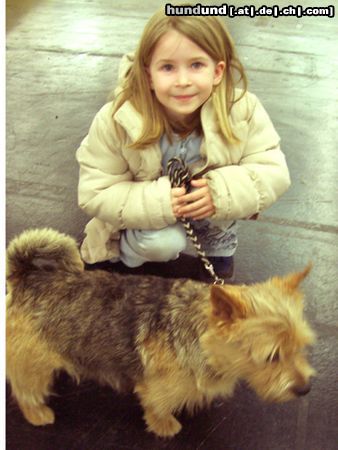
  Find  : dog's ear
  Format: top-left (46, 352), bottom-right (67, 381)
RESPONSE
top-left (283, 263), bottom-right (312, 290)
top-left (210, 285), bottom-right (247, 322)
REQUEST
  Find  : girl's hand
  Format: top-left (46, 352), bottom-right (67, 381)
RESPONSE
top-left (171, 187), bottom-right (186, 218)
top-left (177, 178), bottom-right (215, 220)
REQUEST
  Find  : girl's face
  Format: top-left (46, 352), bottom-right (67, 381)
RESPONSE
top-left (147, 29), bottom-right (225, 122)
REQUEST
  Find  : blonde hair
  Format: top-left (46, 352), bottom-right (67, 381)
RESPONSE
top-left (112, 7), bottom-right (247, 149)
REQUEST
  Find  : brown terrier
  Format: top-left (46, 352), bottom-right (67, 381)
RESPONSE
top-left (6, 228), bottom-right (315, 437)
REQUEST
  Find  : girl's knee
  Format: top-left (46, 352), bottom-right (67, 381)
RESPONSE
top-left (140, 225), bottom-right (187, 262)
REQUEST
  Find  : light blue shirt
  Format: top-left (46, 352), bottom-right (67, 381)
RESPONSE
top-left (160, 132), bottom-right (202, 173)
top-left (159, 133), bottom-right (238, 257)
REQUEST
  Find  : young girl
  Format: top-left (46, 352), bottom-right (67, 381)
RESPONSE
top-left (76, 8), bottom-right (290, 281)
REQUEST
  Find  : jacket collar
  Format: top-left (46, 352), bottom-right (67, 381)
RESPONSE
top-left (113, 101), bottom-right (144, 142)
top-left (113, 97), bottom-right (218, 143)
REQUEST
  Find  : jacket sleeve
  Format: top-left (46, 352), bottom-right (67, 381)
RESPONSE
top-left (206, 94), bottom-right (291, 221)
top-left (76, 104), bottom-right (176, 230)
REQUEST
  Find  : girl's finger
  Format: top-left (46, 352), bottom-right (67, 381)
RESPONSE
top-left (190, 178), bottom-right (208, 187)
top-left (181, 187), bottom-right (209, 203)
top-left (179, 198), bottom-right (207, 214)
top-left (184, 205), bottom-right (215, 219)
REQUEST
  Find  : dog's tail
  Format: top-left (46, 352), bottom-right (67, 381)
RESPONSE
top-left (6, 228), bottom-right (84, 282)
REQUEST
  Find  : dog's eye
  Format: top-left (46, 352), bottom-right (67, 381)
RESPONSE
top-left (267, 351), bottom-right (280, 363)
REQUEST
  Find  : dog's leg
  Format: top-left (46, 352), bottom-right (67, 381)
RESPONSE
top-left (6, 311), bottom-right (62, 426)
top-left (135, 369), bottom-right (204, 438)
top-left (143, 406), bottom-right (182, 438)
top-left (135, 379), bottom-right (182, 437)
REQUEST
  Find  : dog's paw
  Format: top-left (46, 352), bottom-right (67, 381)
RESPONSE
top-left (21, 403), bottom-right (55, 426)
top-left (145, 411), bottom-right (182, 438)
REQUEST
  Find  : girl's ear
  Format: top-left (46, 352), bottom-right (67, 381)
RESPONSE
top-left (213, 61), bottom-right (225, 86)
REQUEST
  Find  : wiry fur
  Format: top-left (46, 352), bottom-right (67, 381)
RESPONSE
top-left (6, 228), bottom-right (316, 437)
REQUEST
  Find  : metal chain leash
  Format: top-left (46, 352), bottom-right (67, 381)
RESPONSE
top-left (167, 157), bottom-right (224, 285)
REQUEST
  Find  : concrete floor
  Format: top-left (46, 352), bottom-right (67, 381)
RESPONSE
top-left (6, 0), bottom-right (338, 449)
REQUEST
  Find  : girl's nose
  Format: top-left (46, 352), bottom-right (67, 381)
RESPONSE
top-left (175, 69), bottom-right (192, 87)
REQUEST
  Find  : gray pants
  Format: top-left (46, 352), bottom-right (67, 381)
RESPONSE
top-left (119, 221), bottom-right (238, 268)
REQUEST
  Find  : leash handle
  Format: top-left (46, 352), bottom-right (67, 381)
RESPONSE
top-left (167, 157), bottom-right (192, 191)
top-left (167, 157), bottom-right (225, 285)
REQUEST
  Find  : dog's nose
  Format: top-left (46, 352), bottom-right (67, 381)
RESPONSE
top-left (292, 382), bottom-right (311, 397)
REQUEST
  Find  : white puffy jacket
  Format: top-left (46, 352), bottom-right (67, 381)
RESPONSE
top-left (76, 56), bottom-right (290, 263)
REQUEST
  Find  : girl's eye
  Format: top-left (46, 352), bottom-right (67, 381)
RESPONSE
top-left (161, 64), bottom-right (174, 72)
top-left (191, 62), bottom-right (204, 69)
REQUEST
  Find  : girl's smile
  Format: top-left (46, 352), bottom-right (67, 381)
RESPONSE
top-left (147, 30), bottom-right (225, 122)
top-left (173, 94), bottom-right (197, 101)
